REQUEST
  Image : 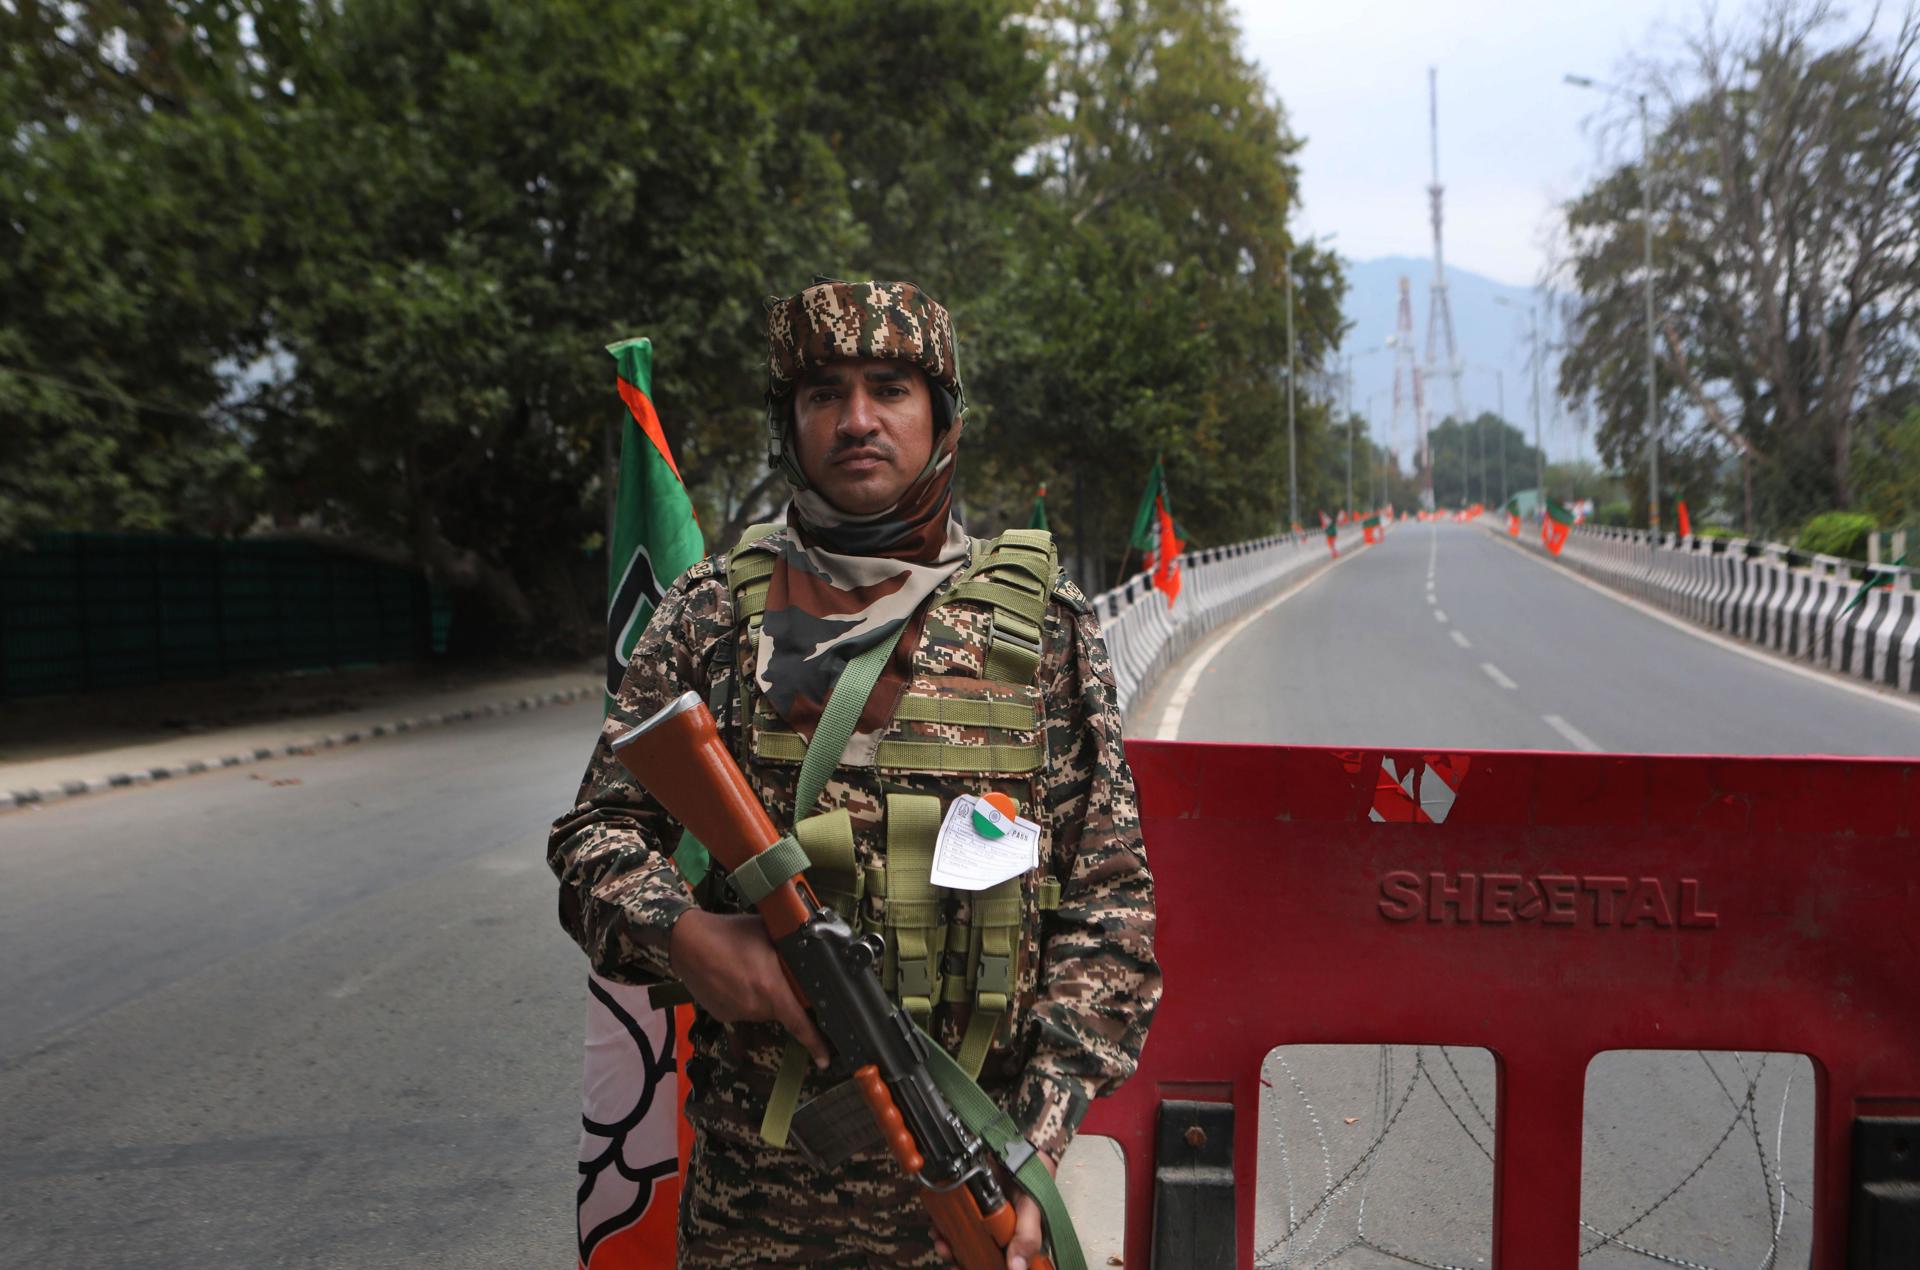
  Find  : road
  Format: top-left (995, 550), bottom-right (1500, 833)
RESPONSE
top-left (1133, 520), bottom-right (1920, 1269)
top-left (4, 520), bottom-right (1910, 1268)
top-left (0, 706), bottom-right (598, 1268)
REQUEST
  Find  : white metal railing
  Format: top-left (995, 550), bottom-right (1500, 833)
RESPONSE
top-left (1093, 527), bottom-right (1364, 715)
top-left (1497, 520), bottom-right (1920, 695)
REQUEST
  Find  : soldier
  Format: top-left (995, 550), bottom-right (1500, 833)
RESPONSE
top-left (549, 279), bottom-right (1160, 1268)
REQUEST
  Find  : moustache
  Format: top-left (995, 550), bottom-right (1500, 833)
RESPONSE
top-left (829, 438), bottom-right (896, 462)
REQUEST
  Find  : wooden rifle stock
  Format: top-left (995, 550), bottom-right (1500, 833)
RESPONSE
top-left (610, 692), bottom-right (1053, 1270)
top-left (610, 691), bottom-right (814, 940)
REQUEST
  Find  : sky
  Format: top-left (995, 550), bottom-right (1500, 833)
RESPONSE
top-left (1236, 0), bottom-right (1701, 288)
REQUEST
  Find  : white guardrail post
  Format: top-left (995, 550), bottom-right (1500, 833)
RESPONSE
top-left (1096, 526), bottom-right (1362, 717)
top-left (1489, 516), bottom-right (1920, 698)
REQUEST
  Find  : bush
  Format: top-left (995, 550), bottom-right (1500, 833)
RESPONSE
top-left (1796, 511), bottom-right (1875, 560)
top-left (1594, 500), bottom-right (1635, 528)
top-left (1696, 525), bottom-right (1738, 540)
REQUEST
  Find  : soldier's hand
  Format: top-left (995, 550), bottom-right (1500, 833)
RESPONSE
top-left (930, 1148), bottom-right (1057, 1270)
top-left (667, 910), bottom-right (832, 1068)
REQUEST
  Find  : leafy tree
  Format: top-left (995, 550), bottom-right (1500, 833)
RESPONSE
top-left (0, 2), bottom-right (271, 542)
top-left (1557, 1), bottom-right (1920, 536)
top-left (4, 0), bottom-right (1354, 649)
top-left (1425, 413), bottom-right (1544, 509)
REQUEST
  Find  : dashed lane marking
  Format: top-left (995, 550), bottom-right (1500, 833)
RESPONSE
top-left (1542, 713), bottom-right (1602, 752)
top-left (1434, 609), bottom-right (1449, 623)
top-left (1481, 662), bottom-right (1518, 690)
top-left (1451, 630), bottom-right (1472, 649)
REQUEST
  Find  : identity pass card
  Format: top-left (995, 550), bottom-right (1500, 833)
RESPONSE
top-left (930, 794), bottom-right (1040, 891)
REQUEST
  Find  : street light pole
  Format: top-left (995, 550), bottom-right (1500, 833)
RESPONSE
top-left (1343, 354), bottom-right (1355, 512)
top-left (1639, 91), bottom-right (1660, 534)
top-left (1495, 369), bottom-right (1507, 504)
top-left (1567, 73), bottom-right (1661, 532)
top-left (1531, 303), bottom-right (1545, 502)
top-left (1284, 255), bottom-right (1297, 533)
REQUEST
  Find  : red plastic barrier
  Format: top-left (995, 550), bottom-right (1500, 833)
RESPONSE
top-left (1081, 741), bottom-right (1920, 1268)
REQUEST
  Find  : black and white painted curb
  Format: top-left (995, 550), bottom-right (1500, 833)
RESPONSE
top-left (3, 683), bottom-right (598, 813)
top-left (1488, 518), bottom-right (1920, 698)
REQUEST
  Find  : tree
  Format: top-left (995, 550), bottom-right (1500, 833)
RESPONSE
top-left (970, 0), bottom-right (1345, 583)
top-left (1557, 1), bottom-right (1920, 536)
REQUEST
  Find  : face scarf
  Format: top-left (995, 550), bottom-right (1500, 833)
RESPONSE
top-left (754, 414), bottom-right (969, 765)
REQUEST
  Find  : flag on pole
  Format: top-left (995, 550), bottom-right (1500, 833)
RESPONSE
top-left (1129, 460), bottom-right (1183, 604)
top-left (1028, 482), bottom-right (1049, 531)
top-left (1322, 512), bottom-right (1338, 558)
top-left (1676, 499), bottom-right (1692, 538)
top-left (1504, 496), bottom-right (1522, 538)
top-left (1128, 459), bottom-right (1167, 555)
top-left (578, 337), bottom-right (704, 1270)
top-left (1152, 490), bottom-right (1184, 605)
top-left (1542, 498), bottom-right (1573, 556)
top-left (1362, 513), bottom-right (1382, 545)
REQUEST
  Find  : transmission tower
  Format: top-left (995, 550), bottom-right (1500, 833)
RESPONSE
top-left (1390, 275), bottom-right (1429, 508)
top-left (1422, 67), bottom-right (1467, 507)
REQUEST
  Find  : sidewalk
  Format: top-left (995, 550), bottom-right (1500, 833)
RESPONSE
top-left (2, 660), bottom-right (600, 811)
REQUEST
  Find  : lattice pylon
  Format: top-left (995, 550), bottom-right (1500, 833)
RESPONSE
top-left (1423, 67), bottom-right (1467, 510)
top-left (1390, 275), bottom-right (1428, 506)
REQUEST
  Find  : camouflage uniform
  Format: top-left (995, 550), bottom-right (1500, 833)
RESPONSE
top-left (550, 283), bottom-right (1159, 1266)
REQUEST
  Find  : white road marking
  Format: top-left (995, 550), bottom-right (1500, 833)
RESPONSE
top-left (1153, 552), bottom-right (1359, 741)
top-left (1481, 526), bottom-right (1920, 722)
top-left (1481, 662), bottom-right (1518, 690)
top-left (1542, 713), bottom-right (1602, 751)
top-left (1434, 609), bottom-right (1448, 623)
top-left (1425, 593), bottom-right (1436, 605)
top-left (1450, 630), bottom-right (1471, 648)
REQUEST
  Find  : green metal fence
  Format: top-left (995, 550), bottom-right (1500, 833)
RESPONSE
top-left (0, 533), bottom-right (441, 700)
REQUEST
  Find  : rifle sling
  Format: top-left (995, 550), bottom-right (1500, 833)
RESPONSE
top-left (916, 1022), bottom-right (1087, 1270)
top-left (761, 623), bottom-right (909, 1150)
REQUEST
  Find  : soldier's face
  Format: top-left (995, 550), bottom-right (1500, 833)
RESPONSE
top-left (792, 358), bottom-right (936, 515)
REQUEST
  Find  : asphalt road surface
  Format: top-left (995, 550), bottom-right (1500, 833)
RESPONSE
top-left (4, 520), bottom-right (1909, 1269)
top-left (0, 705), bottom-right (600, 1268)
top-left (1133, 520), bottom-right (1920, 1269)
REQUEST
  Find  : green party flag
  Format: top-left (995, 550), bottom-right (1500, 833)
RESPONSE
top-left (1029, 482), bottom-right (1050, 531)
top-left (1128, 459), bottom-right (1168, 551)
top-left (1839, 553), bottom-right (1907, 620)
top-left (607, 337), bottom-right (709, 884)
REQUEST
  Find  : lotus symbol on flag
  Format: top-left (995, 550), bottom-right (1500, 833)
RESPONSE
top-left (577, 979), bottom-right (682, 1265)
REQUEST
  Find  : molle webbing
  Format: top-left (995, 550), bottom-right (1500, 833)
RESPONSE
top-left (955, 872), bottom-right (1023, 1074)
top-left (883, 793), bottom-right (946, 1028)
top-left (936, 528), bottom-right (1057, 685)
top-left (753, 728), bottom-right (1044, 775)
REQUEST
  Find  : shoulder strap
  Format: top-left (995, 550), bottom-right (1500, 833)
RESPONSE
top-left (726, 522), bottom-right (782, 623)
top-left (938, 529), bottom-right (1058, 685)
top-left (794, 623), bottom-right (907, 817)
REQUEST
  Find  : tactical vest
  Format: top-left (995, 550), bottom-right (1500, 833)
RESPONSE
top-left (724, 525), bottom-right (1069, 1081)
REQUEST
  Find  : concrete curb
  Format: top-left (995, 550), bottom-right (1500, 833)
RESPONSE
top-left (3, 683), bottom-right (599, 814)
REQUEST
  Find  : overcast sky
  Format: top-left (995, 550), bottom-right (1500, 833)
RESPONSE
top-left (1237, 0), bottom-right (1702, 287)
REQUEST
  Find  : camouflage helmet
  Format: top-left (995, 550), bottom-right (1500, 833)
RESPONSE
top-left (764, 278), bottom-right (965, 487)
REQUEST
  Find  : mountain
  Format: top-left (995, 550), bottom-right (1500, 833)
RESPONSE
top-left (1337, 255), bottom-right (1588, 468)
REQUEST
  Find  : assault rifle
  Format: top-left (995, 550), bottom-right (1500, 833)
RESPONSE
top-left (611, 690), bottom-right (1058, 1270)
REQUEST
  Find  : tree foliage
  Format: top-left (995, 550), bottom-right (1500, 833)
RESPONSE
top-left (1556, 0), bottom-right (1920, 538)
top-left (4, 0), bottom-right (1349, 651)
